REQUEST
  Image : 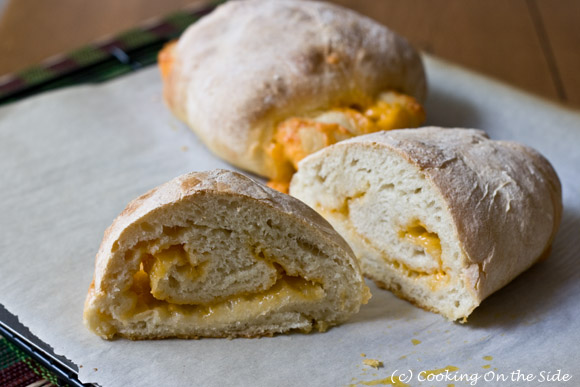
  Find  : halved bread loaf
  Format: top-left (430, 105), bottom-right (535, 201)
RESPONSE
top-left (290, 128), bottom-right (562, 320)
top-left (84, 169), bottom-right (369, 339)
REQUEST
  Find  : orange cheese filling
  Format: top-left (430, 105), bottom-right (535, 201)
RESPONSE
top-left (143, 244), bottom-right (209, 304)
top-left (398, 222), bottom-right (442, 262)
top-left (266, 92), bottom-right (425, 192)
top-left (320, 194), bottom-right (448, 290)
top-left (125, 270), bottom-right (324, 325)
top-left (119, 245), bottom-right (324, 325)
top-left (396, 221), bottom-right (448, 290)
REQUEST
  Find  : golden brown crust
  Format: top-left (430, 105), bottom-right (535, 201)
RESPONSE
top-left (162, 0), bottom-right (426, 178)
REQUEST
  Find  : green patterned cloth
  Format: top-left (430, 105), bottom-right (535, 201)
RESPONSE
top-left (0, 337), bottom-right (62, 386)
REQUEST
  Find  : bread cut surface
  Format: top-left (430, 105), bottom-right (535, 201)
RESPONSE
top-left (160, 0), bottom-right (426, 189)
top-left (290, 128), bottom-right (562, 320)
top-left (84, 169), bottom-right (369, 339)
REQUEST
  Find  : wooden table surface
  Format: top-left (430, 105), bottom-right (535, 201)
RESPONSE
top-left (0, 0), bottom-right (578, 108)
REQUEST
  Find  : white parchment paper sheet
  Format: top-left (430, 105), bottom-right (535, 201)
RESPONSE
top-left (0, 55), bottom-right (579, 387)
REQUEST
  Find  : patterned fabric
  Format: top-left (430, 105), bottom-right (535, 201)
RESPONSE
top-left (0, 338), bottom-right (60, 387)
top-left (0, 0), bottom-right (225, 105)
top-left (0, 1), bottom-right (225, 385)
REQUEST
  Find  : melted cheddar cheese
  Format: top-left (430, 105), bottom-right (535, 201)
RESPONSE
top-left (125, 271), bottom-right (324, 326)
top-left (398, 222), bottom-right (442, 262)
top-left (144, 244), bottom-right (208, 304)
top-left (119, 245), bottom-right (324, 327)
top-left (397, 221), bottom-right (448, 290)
top-left (267, 91), bottom-right (425, 192)
top-left (319, 191), bottom-right (449, 291)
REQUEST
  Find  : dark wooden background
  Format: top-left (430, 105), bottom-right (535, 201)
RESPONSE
top-left (0, 0), bottom-right (578, 107)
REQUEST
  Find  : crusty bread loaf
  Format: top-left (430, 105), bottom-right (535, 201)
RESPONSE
top-left (84, 169), bottom-right (369, 339)
top-left (159, 0), bottom-right (426, 190)
top-left (290, 127), bottom-right (562, 320)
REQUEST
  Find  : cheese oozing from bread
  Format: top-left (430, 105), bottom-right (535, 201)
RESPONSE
top-left (84, 170), bottom-right (369, 339)
top-left (290, 128), bottom-right (562, 321)
top-left (265, 91), bottom-right (425, 192)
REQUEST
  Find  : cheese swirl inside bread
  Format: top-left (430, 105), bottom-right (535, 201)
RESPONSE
top-left (84, 170), bottom-right (369, 339)
top-left (265, 91), bottom-right (425, 192)
top-left (290, 128), bottom-right (562, 321)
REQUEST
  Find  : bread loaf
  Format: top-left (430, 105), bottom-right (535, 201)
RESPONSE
top-left (290, 127), bottom-right (562, 320)
top-left (84, 169), bottom-right (369, 339)
top-left (159, 0), bottom-right (426, 191)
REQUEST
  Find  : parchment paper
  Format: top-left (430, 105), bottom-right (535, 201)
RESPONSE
top-left (1, 55), bottom-right (579, 387)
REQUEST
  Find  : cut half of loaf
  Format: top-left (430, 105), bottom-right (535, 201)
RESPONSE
top-left (84, 169), bottom-right (369, 339)
top-left (290, 128), bottom-right (562, 321)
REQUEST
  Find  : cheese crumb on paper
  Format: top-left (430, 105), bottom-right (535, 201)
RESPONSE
top-left (362, 359), bottom-right (383, 369)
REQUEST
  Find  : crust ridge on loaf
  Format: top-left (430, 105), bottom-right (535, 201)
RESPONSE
top-left (290, 127), bottom-right (562, 320)
top-left (84, 169), bottom-right (369, 339)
